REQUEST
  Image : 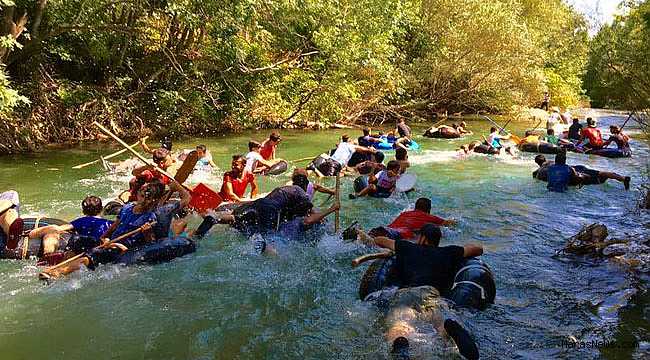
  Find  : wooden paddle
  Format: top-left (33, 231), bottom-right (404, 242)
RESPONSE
top-left (38, 224), bottom-right (149, 279)
top-left (290, 156), bottom-right (316, 163)
top-left (174, 150), bottom-right (199, 184)
top-left (351, 251), bottom-right (394, 267)
top-left (619, 111), bottom-right (636, 131)
top-left (72, 137), bottom-right (148, 169)
top-left (93, 122), bottom-right (221, 211)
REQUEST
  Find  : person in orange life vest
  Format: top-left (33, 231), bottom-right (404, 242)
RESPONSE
top-left (219, 155), bottom-right (259, 202)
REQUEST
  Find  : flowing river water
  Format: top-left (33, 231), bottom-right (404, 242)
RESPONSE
top-left (0, 111), bottom-right (648, 359)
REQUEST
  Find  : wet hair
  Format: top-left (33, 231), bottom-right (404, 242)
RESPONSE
top-left (363, 128), bottom-right (371, 136)
top-left (196, 144), bottom-right (207, 152)
top-left (386, 160), bottom-right (401, 172)
top-left (420, 223), bottom-right (442, 247)
top-left (153, 148), bottom-right (170, 164)
top-left (395, 147), bottom-right (408, 161)
top-left (81, 196), bottom-right (103, 216)
top-left (248, 140), bottom-right (261, 151)
top-left (140, 179), bottom-right (165, 200)
top-left (610, 125), bottom-right (620, 133)
top-left (572, 118), bottom-right (580, 123)
top-left (291, 174), bottom-right (310, 192)
top-left (586, 117), bottom-right (595, 126)
top-left (534, 154), bottom-right (546, 166)
top-left (341, 134), bottom-right (350, 142)
top-left (293, 168), bottom-right (309, 178)
top-left (490, 127), bottom-right (497, 133)
top-left (415, 198), bottom-right (432, 213)
top-left (270, 132), bottom-right (281, 141)
top-left (547, 128), bottom-right (555, 135)
top-left (554, 150), bottom-right (567, 165)
top-left (232, 154), bottom-right (245, 162)
top-left (525, 130), bottom-right (535, 137)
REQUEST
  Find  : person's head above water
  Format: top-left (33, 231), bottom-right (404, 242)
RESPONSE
top-left (386, 160), bottom-right (401, 176)
top-left (415, 197), bottom-right (432, 213)
top-left (363, 128), bottom-right (371, 136)
top-left (417, 223), bottom-right (442, 247)
top-left (572, 118), bottom-right (580, 124)
top-left (291, 171), bottom-right (310, 192)
top-left (136, 179), bottom-right (165, 208)
top-left (395, 147), bottom-right (408, 161)
top-left (81, 196), bottom-right (103, 216)
top-left (196, 144), bottom-right (207, 158)
top-left (248, 140), bottom-right (261, 151)
top-left (547, 128), bottom-right (555, 135)
top-left (610, 125), bottom-right (620, 134)
top-left (534, 154), bottom-right (546, 167)
top-left (269, 132), bottom-right (282, 143)
top-left (341, 134), bottom-right (350, 143)
top-left (153, 148), bottom-right (172, 169)
top-left (554, 150), bottom-right (567, 165)
top-left (231, 154), bottom-right (245, 172)
top-left (586, 117), bottom-right (596, 128)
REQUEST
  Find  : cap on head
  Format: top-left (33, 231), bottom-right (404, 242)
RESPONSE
top-left (420, 223), bottom-right (442, 247)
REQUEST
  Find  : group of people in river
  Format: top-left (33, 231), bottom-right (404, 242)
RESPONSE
top-left (0, 108), bottom-right (636, 359)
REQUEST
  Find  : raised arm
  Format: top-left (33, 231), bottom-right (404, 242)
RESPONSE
top-left (313, 183), bottom-right (336, 196)
top-left (168, 179), bottom-right (191, 208)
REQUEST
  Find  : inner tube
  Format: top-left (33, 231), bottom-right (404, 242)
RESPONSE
top-left (22, 217), bottom-right (68, 231)
top-left (266, 160), bottom-right (289, 175)
top-left (115, 236), bottom-right (196, 265)
top-left (353, 176), bottom-right (369, 193)
top-left (371, 137), bottom-right (421, 151)
top-left (518, 143), bottom-right (562, 154)
top-left (358, 256), bottom-right (496, 311)
top-left (103, 200), bottom-right (124, 216)
top-left (588, 148), bottom-right (632, 158)
top-left (473, 144), bottom-right (499, 155)
top-left (423, 128), bottom-right (461, 139)
top-left (0, 217), bottom-right (69, 260)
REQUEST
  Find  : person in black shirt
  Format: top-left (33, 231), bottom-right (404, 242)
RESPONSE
top-left (568, 118), bottom-right (582, 141)
top-left (394, 119), bottom-right (413, 150)
top-left (360, 224), bottom-right (483, 294)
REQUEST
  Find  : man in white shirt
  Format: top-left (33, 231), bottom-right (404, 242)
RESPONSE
top-left (245, 141), bottom-right (276, 174)
top-left (309, 135), bottom-right (377, 176)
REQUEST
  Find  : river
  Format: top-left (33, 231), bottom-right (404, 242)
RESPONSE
top-left (0, 111), bottom-right (648, 359)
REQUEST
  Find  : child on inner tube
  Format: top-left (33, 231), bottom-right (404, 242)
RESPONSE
top-left (349, 160), bottom-right (401, 199)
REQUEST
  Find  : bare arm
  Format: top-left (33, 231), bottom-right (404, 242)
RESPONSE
top-left (250, 177), bottom-right (259, 198)
top-left (101, 219), bottom-right (120, 241)
top-left (140, 139), bottom-right (154, 154)
top-left (373, 236), bottom-right (396, 251)
top-left (313, 183), bottom-right (336, 196)
top-left (463, 244), bottom-right (483, 257)
top-left (224, 182), bottom-right (243, 202)
top-left (169, 179), bottom-right (191, 208)
top-left (302, 202), bottom-right (340, 226)
top-left (132, 164), bottom-right (154, 177)
top-left (354, 145), bottom-right (377, 154)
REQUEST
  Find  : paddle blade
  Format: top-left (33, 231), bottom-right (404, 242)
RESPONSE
top-left (175, 150), bottom-right (199, 184)
top-left (510, 134), bottom-right (522, 145)
top-left (189, 183), bottom-right (223, 212)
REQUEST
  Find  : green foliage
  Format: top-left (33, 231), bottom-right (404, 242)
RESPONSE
top-left (584, 0), bottom-right (650, 110)
top-left (0, 67), bottom-right (29, 115)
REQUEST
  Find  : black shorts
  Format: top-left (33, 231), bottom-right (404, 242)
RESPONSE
top-left (573, 165), bottom-right (603, 184)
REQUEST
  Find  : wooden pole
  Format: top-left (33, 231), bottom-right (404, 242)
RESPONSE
top-left (72, 137), bottom-right (148, 169)
top-left (351, 251), bottom-right (393, 267)
top-left (335, 174), bottom-right (340, 233)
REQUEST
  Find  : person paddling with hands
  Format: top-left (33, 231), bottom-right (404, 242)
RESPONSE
top-left (245, 140), bottom-right (278, 174)
top-left (349, 160), bottom-right (401, 199)
top-left (42, 181), bottom-right (165, 279)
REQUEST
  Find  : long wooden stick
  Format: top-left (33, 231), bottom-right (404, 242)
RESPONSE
top-left (352, 251), bottom-right (393, 267)
top-left (40, 225), bottom-right (147, 274)
top-left (335, 174), bottom-right (340, 233)
top-left (290, 156), bottom-right (315, 163)
top-left (72, 137), bottom-right (148, 169)
top-left (619, 111), bottom-right (636, 131)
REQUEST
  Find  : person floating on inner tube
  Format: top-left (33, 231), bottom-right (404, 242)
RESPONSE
top-left (544, 151), bottom-right (580, 193)
top-left (245, 140), bottom-right (279, 175)
top-left (308, 134), bottom-right (378, 177)
top-left (0, 190), bottom-right (25, 258)
top-left (349, 160), bottom-right (401, 199)
top-left (533, 155), bottom-right (631, 191)
top-left (577, 118), bottom-right (604, 152)
top-left (457, 122), bottom-right (472, 135)
top-left (568, 118), bottom-right (583, 142)
top-left (356, 224), bottom-right (483, 360)
top-left (42, 181), bottom-right (166, 279)
top-left (364, 198), bottom-right (456, 241)
top-left (394, 118), bottom-right (413, 150)
top-left (127, 148), bottom-right (174, 202)
top-left (219, 155), bottom-right (259, 203)
top-left (602, 125), bottom-right (632, 156)
top-left (27, 196), bottom-right (114, 265)
top-left (260, 132), bottom-right (282, 161)
top-left (423, 124), bottom-right (460, 138)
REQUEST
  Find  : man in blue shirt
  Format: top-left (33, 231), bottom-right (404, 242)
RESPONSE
top-left (546, 151), bottom-right (578, 193)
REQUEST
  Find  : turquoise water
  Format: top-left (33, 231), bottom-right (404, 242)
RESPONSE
top-left (0, 113), bottom-right (648, 359)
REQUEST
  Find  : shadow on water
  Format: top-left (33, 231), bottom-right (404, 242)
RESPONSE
top-left (0, 111), bottom-right (648, 359)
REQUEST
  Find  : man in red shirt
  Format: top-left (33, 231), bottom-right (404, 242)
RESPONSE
top-left (127, 148), bottom-right (174, 201)
top-left (579, 118), bottom-right (604, 150)
top-left (368, 198), bottom-right (456, 240)
top-left (219, 155), bottom-right (259, 202)
top-left (260, 132), bottom-right (281, 160)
